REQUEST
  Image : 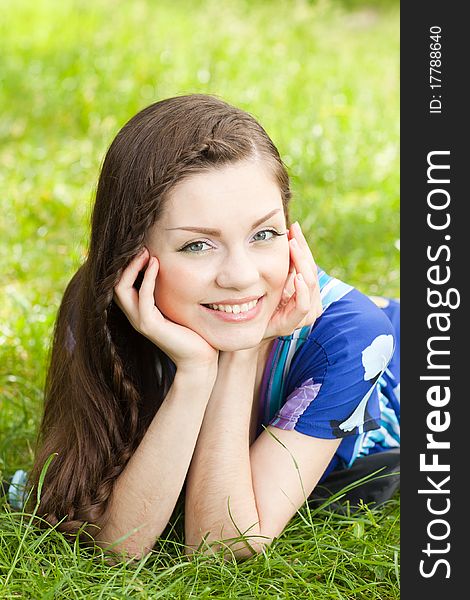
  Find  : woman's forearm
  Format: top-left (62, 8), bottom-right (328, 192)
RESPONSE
top-left (184, 351), bottom-right (263, 560)
top-left (94, 366), bottom-right (216, 560)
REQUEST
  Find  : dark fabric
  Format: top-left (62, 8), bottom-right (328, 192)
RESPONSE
top-left (308, 448), bottom-right (400, 512)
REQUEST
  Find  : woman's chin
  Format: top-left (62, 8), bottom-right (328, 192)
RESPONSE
top-left (203, 330), bottom-right (265, 353)
top-left (158, 307), bottom-right (268, 352)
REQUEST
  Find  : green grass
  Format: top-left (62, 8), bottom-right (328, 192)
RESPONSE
top-left (0, 0), bottom-right (399, 597)
top-left (1, 495), bottom-right (400, 599)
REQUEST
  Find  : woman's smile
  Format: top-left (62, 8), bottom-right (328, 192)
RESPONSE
top-left (201, 294), bottom-right (265, 322)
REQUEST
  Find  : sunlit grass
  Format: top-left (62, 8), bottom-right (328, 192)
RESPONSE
top-left (1, 0), bottom-right (399, 596)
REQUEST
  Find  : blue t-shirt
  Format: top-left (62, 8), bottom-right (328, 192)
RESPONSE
top-left (255, 268), bottom-right (400, 481)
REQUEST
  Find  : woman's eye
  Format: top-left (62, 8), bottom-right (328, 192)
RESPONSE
top-left (252, 229), bottom-right (278, 242)
top-left (180, 240), bottom-right (212, 253)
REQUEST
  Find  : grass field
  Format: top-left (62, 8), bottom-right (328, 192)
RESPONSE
top-left (0, 0), bottom-right (400, 597)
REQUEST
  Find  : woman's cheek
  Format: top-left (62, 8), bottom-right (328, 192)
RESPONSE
top-left (153, 261), bottom-right (193, 320)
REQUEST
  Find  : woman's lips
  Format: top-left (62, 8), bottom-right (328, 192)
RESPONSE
top-left (201, 295), bottom-right (264, 322)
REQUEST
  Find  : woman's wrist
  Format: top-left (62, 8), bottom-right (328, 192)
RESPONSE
top-left (175, 360), bottom-right (218, 387)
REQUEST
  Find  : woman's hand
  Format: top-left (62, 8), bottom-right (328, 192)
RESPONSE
top-left (113, 247), bottom-right (219, 372)
top-left (263, 221), bottom-right (322, 340)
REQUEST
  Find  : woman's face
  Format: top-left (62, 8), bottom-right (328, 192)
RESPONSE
top-left (145, 159), bottom-right (290, 351)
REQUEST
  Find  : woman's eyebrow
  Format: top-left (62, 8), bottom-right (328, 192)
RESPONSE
top-left (165, 208), bottom-right (282, 235)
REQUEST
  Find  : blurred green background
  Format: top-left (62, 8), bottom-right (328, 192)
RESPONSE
top-left (0, 0), bottom-right (399, 472)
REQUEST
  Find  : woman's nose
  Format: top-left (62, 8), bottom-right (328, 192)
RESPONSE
top-left (215, 248), bottom-right (260, 290)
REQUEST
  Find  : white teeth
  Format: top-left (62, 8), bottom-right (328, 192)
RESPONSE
top-left (207, 298), bottom-right (259, 313)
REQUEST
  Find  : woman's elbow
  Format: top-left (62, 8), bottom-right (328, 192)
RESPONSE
top-left (183, 535), bottom-right (273, 562)
top-left (95, 537), bottom-right (153, 564)
top-left (93, 522), bottom-right (155, 563)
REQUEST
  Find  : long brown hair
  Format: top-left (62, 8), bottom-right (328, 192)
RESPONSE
top-left (27, 94), bottom-right (292, 541)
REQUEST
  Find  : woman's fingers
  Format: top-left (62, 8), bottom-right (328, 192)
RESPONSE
top-left (277, 223), bottom-right (316, 311)
top-left (286, 223), bottom-right (322, 323)
top-left (274, 273), bottom-right (310, 334)
top-left (280, 261), bottom-right (296, 306)
top-left (291, 221), bottom-right (317, 269)
top-left (113, 247), bottom-right (149, 323)
top-left (291, 273), bottom-right (311, 315)
top-left (138, 256), bottom-right (160, 325)
top-left (292, 223), bottom-right (321, 307)
top-left (290, 237), bottom-right (316, 290)
top-left (118, 247), bottom-right (149, 290)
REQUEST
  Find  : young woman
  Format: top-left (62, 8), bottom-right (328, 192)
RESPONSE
top-left (6, 94), bottom-right (400, 562)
